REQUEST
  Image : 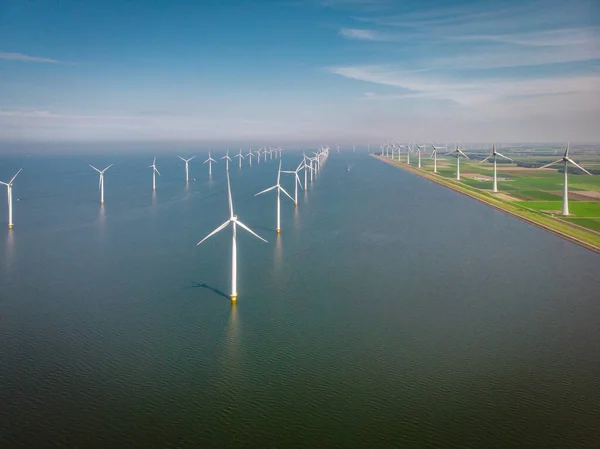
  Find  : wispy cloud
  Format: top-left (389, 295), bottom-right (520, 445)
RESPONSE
top-left (339, 28), bottom-right (388, 40)
top-left (0, 52), bottom-right (61, 64)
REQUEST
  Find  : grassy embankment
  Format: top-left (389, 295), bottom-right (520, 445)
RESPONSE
top-left (373, 154), bottom-right (600, 254)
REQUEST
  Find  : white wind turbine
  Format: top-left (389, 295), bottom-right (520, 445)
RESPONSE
top-left (204, 151), bottom-right (217, 176)
top-left (480, 143), bottom-right (513, 193)
top-left (235, 149), bottom-right (245, 169)
top-left (0, 169), bottom-right (22, 229)
top-left (264, 148), bottom-right (269, 162)
top-left (247, 149), bottom-right (254, 167)
top-left (539, 142), bottom-right (592, 216)
top-left (89, 164), bottom-right (112, 205)
top-left (430, 144), bottom-right (445, 174)
top-left (406, 144), bottom-right (411, 164)
top-left (416, 144), bottom-right (425, 168)
top-left (256, 148), bottom-right (262, 164)
top-left (445, 145), bottom-right (469, 180)
top-left (255, 160), bottom-right (294, 234)
top-left (149, 157), bottom-right (160, 190)
top-left (281, 161), bottom-right (304, 206)
top-left (178, 156), bottom-right (196, 183)
top-left (197, 172), bottom-right (267, 301)
top-left (222, 150), bottom-right (232, 172)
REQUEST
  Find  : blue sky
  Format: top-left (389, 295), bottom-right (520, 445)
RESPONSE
top-left (1, 0), bottom-right (599, 146)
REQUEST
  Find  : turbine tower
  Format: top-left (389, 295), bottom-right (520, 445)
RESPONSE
top-left (539, 142), bottom-right (592, 215)
top-left (445, 145), bottom-right (469, 180)
top-left (178, 156), bottom-right (196, 183)
top-left (0, 169), bottom-right (22, 229)
top-left (255, 160), bottom-right (294, 234)
top-left (281, 161), bottom-right (304, 206)
top-left (204, 151), bottom-right (217, 176)
top-left (149, 157), bottom-right (160, 190)
top-left (247, 149), bottom-right (254, 167)
top-left (416, 144), bottom-right (425, 168)
top-left (480, 143), bottom-right (513, 193)
top-left (221, 150), bottom-right (232, 172)
top-left (197, 172), bottom-right (267, 301)
top-left (89, 164), bottom-right (112, 205)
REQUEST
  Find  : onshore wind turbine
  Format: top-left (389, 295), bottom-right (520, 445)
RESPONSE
top-left (0, 169), bottom-right (22, 229)
top-left (149, 157), bottom-right (160, 190)
top-left (204, 151), bottom-right (217, 176)
top-left (178, 156), bottom-right (195, 183)
top-left (197, 172), bottom-right (267, 301)
top-left (416, 144), bottom-right (425, 168)
top-left (281, 161), bottom-right (304, 206)
top-left (480, 143), bottom-right (513, 193)
top-left (222, 150), bottom-right (232, 172)
top-left (539, 142), bottom-right (592, 215)
top-left (445, 145), bottom-right (469, 180)
top-left (430, 144), bottom-right (445, 174)
top-left (255, 160), bottom-right (294, 234)
top-left (89, 164), bottom-right (112, 205)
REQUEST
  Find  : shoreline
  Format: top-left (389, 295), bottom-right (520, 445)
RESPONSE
top-left (372, 154), bottom-right (600, 255)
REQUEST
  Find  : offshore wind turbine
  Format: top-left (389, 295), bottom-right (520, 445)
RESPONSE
top-left (539, 142), bottom-right (592, 216)
top-left (222, 150), bottom-right (232, 172)
top-left (89, 164), bottom-right (112, 205)
top-left (255, 160), bottom-right (294, 234)
top-left (235, 149), bottom-right (245, 169)
top-left (480, 143), bottom-right (513, 193)
top-left (445, 145), bottom-right (469, 180)
top-left (204, 151), bottom-right (217, 176)
top-left (149, 157), bottom-right (160, 190)
top-left (430, 144), bottom-right (445, 174)
top-left (256, 148), bottom-right (262, 164)
top-left (281, 161), bottom-right (304, 206)
top-left (247, 149), bottom-right (254, 167)
top-left (0, 169), bottom-right (22, 229)
top-left (178, 156), bottom-right (196, 183)
top-left (197, 172), bottom-right (267, 301)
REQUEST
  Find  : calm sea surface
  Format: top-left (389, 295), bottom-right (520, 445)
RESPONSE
top-left (1, 152), bottom-right (599, 448)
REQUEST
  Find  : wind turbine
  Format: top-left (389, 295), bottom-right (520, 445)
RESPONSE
top-left (149, 157), bottom-right (160, 190)
top-left (178, 156), bottom-right (196, 183)
top-left (416, 144), bottom-right (425, 168)
top-left (406, 144), bottom-right (411, 165)
top-left (480, 143), bottom-right (513, 193)
top-left (197, 172), bottom-right (267, 301)
top-left (264, 148), bottom-right (269, 162)
top-left (539, 142), bottom-right (592, 216)
top-left (255, 160), bottom-right (294, 234)
top-left (204, 151), bottom-right (217, 176)
top-left (256, 148), bottom-right (262, 165)
top-left (247, 149), bottom-right (254, 167)
top-left (0, 169), bottom-right (22, 229)
top-left (222, 150), bottom-right (232, 172)
top-left (445, 145), bottom-right (469, 180)
top-left (235, 149), bottom-right (245, 169)
top-left (89, 164), bottom-right (112, 205)
top-left (430, 144), bottom-right (445, 174)
top-left (281, 161), bottom-right (304, 206)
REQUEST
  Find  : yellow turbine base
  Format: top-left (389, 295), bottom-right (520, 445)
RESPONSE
top-left (8, 224), bottom-right (13, 229)
top-left (231, 294), bottom-right (237, 302)
top-left (276, 229), bottom-right (281, 234)
top-left (101, 201), bottom-right (104, 205)
top-left (294, 202), bottom-right (298, 206)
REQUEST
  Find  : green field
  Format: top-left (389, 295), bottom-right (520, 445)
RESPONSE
top-left (515, 202), bottom-right (600, 217)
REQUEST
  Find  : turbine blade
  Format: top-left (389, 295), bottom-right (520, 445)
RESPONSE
top-left (236, 220), bottom-right (268, 243)
top-left (154, 167), bottom-right (161, 176)
top-left (197, 220), bottom-right (231, 245)
top-left (480, 155), bottom-right (492, 164)
top-left (280, 186), bottom-right (294, 203)
top-left (9, 168), bottom-right (23, 184)
top-left (564, 142), bottom-right (570, 157)
top-left (567, 158), bottom-right (592, 175)
top-left (153, 156), bottom-right (156, 165)
top-left (0, 181), bottom-right (8, 186)
top-left (495, 152), bottom-right (513, 162)
top-left (539, 159), bottom-right (563, 169)
top-left (178, 156), bottom-right (186, 161)
top-left (89, 164), bottom-right (101, 173)
top-left (226, 172), bottom-right (234, 217)
top-left (458, 149), bottom-right (469, 159)
top-left (255, 185), bottom-right (277, 196)
top-left (296, 173), bottom-right (303, 190)
top-left (189, 156), bottom-right (196, 161)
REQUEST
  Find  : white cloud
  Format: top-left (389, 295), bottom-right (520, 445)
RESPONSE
top-left (339, 28), bottom-right (388, 40)
top-left (0, 52), bottom-right (60, 63)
